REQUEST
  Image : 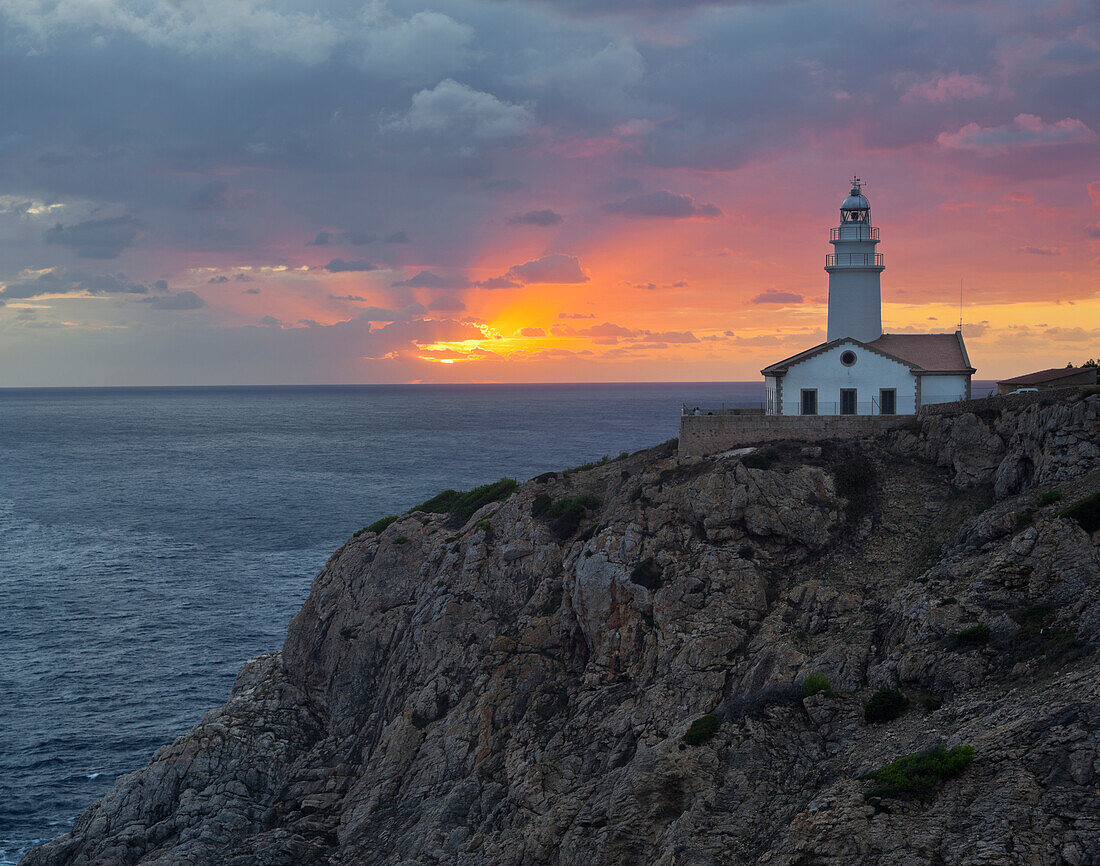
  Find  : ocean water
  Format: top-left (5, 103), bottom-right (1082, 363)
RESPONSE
top-left (0, 382), bottom-right (762, 863)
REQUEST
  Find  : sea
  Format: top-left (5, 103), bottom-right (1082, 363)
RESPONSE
top-left (0, 382), bottom-right (765, 863)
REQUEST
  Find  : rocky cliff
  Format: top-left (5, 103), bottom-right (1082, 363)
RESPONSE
top-left (25, 393), bottom-right (1100, 866)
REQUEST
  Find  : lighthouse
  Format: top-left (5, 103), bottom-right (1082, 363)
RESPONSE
top-left (826, 178), bottom-right (883, 343)
top-left (760, 177), bottom-right (975, 416)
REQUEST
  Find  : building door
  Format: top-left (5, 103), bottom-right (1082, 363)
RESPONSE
top-left (840, 389), bottom-right (857, 415)
top-left (879, 388), bottom-right (896, 415)
top-left (800, 389), bottom-right (817, 416)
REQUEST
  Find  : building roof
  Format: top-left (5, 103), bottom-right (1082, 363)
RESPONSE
top-left (997, 366), bottom-right (1096, 386)
top-left (761, 331), bottom-right (975, 376)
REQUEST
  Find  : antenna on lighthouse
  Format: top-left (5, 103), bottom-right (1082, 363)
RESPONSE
top-left (958, 277), bottom-right (964, 331)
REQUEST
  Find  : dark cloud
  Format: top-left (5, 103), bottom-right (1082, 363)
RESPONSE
top-left (509, 209), bottom-right (564, 226)
top-left (0, 269), bottom-right (150, 299)
top-left (1017, 245), bottom-right (1062, 256)
top-left (497, 253), bottom-right (589, 285)
top-left (43, 216), bottom-right (141, 259)
top-left (186, 180), bottom-right (231, 210)
top-left (242, 287), bottom-right (261, 294)
top-left (1085, 223), bottom-right (1100, 239)
top-left (143, 291), bottom-right (205, 311)
top-left (309, 230), bottom-right (376, 246)
top-left (751, 291), bottom-right (804, 304)
top-left (391, 270), bottom-right (470, 289)
top-left (578, 321), bottom-right (635, 337)
top-left (558, 311), bottom-right (596, 319)
top-left (323, 258), bottom-right (376, 272)
top-left (602, 190), bottom-right (721, 219)
top-left (637, 330), bottom-right (699, 343)
top-left (384, 231), bottom-right (411, 244)
top-left (208, 275), bottom-right (229, 283)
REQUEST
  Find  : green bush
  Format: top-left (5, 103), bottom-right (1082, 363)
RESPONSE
top-left (802, 671), bottom-right (833, 698)
top-left (681, 713), bottom-right (719, 746)
top-left (531, 493), bottom-right (552, 517)
top-left (1062, 491), bottom-right (1100, 533)
top-left (1037, 490), bottom-right (1062, 506)
top-left (409, 478), bottom-right (518, 525)
top-left (393, 536), bottom-right (408, 545)
top-left (630, 556), bottom-right (663, 591)
top-left (864, 687), bottom-right (908, 723)
top-left (535, 494), bottom-right (601, 539)
top-left (741, 451), bottom-right (773, 470)
top-left (475, 519), bottom-right (491, 532)
top-left (863, 745), bottom-right (974, 801)
top-left (954, 624), bottom-right (990, 647)
top-left (356, 514), bottom-right (399, 536)
top-left (833, 459), bottom-right (874, 520)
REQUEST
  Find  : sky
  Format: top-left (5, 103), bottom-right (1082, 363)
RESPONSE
top-left (0, 0), bottom-right (1097, 386)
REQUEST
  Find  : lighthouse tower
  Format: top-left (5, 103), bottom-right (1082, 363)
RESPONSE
top-left (826, 178), bottom-right (884, 343)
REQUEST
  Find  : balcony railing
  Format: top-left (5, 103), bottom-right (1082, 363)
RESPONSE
top-left (825, 252), bottom-right (884, 268)
top-left (831, 226), bottom-right (879, 242)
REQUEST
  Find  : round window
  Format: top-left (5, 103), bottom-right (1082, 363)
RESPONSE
top-left (840, 350), bottom-right (857, 367)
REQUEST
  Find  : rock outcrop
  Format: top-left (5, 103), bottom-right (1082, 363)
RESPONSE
top-left (25, 393), bottom-right (1100, 866)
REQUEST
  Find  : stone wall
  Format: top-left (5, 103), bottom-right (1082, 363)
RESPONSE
top-left (678, 412), bottom-right (910, 456)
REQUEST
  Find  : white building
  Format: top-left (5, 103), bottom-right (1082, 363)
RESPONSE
top-left (762, 179), bottom-right (974, 416)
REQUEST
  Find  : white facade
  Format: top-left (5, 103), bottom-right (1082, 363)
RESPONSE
top-left (760, 178), bottom-right (974, 416)
top-left (772, 342), bottom-right (916, 416)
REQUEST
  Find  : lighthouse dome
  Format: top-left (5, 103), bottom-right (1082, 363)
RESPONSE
top-left (841, 191), bottom-right (869, 210)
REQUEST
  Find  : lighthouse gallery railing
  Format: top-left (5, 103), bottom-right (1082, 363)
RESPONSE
top-left (825, 252), bottom-right (884, 267)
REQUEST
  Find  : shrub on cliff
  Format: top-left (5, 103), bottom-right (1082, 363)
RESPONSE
top-left (864, 687), bottom-right (908, 723)
top-left (802, 671), bottom-right (833, 698)
top-left (682, 713), bottom-right (719, 746)
top-left (863, 745), bottom-right (975, 801)
top-left (1062, 490), bottom-right (1100, 533)
top-left (535, 494), bottom-right (601, 539)
top-left (356, 514), bottom-right (399, 536)
top-left (409, 478), bottom-right (518, 525)
top-left (832, 459), bottom-right (873, 520)
top-left (954, 624), bottom-right (990, 647)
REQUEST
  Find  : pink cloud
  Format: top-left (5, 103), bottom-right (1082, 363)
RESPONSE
top-left (902, 73), bottom-right (994, 103)
top-left (937, 114), bottom-right (1096, 153)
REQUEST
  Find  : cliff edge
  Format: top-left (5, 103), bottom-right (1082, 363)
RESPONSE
top-left (25, 392), bottom-right (1100, 865)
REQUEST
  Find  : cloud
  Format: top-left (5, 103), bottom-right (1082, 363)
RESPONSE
top-left (323, 258), bottom-right (376, 272)
top-left (578, 321), bottom-right (634, 337)
top-left (637, 330), bottom-right (699, 343)
top-left (1017, 245), bottom-right (1063, 256)
top-left (391, 270), bottom-right (469, 289)
top-left (481, 179), bottom-right (527, 192)
top-left (208, 275), bottom-right (229, 283)
top-left (509, 209), bottom-right (564, 226)
top-left (356, 10), bottom-right (473, 85)
top-left (501, 253), bottom-right (589, 285)
top-left (384, 231), bottom-right (411, 244)
top-left (309, 230), bottom-right (376, 246)
top-left (751, 291), bottom-right (804, 304)
top-left (187, 180), bottom-right (231, 210)
top-left (558, 311), bottom-right (595, 319)
top-left (242, 287), bottom-right (260, 294)
top-left (519, 326), bottom-right (546, 337)
top-left (901, 73), bottom-right (994, 103)
top-left (341, 303), bottom-right (426, 322)
top-left (388, 79), bottom-right (533, 140)
top-left (43, 216), bottom-right (140, 259)
top-left (0, 269), bottom-right (151, 299)
top-left (602, 190), bottom-right (721, 219)
top-left (143, 291), bottom-right (204, 311)
top-left (937, 114), bottom-right (1096, 152)
top-left (1085, 223), bottom-right (1100, 239)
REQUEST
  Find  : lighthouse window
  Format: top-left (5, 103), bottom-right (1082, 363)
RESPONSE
top-left (840, 350), bottom-right (857, 366)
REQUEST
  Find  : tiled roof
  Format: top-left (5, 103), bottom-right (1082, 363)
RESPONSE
top-left (868, 333), bottom-right (973, 373)
top-left (762, 331), bottom-right (975, 375)
top-left (997, 366), bottom-right (1097, 385)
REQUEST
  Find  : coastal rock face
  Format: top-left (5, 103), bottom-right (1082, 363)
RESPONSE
top-left (25, 394), bottom-right (1100, 866)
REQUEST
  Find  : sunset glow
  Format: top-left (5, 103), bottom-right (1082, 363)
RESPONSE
top-left (1, 1), bottom-right (1097, 385)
